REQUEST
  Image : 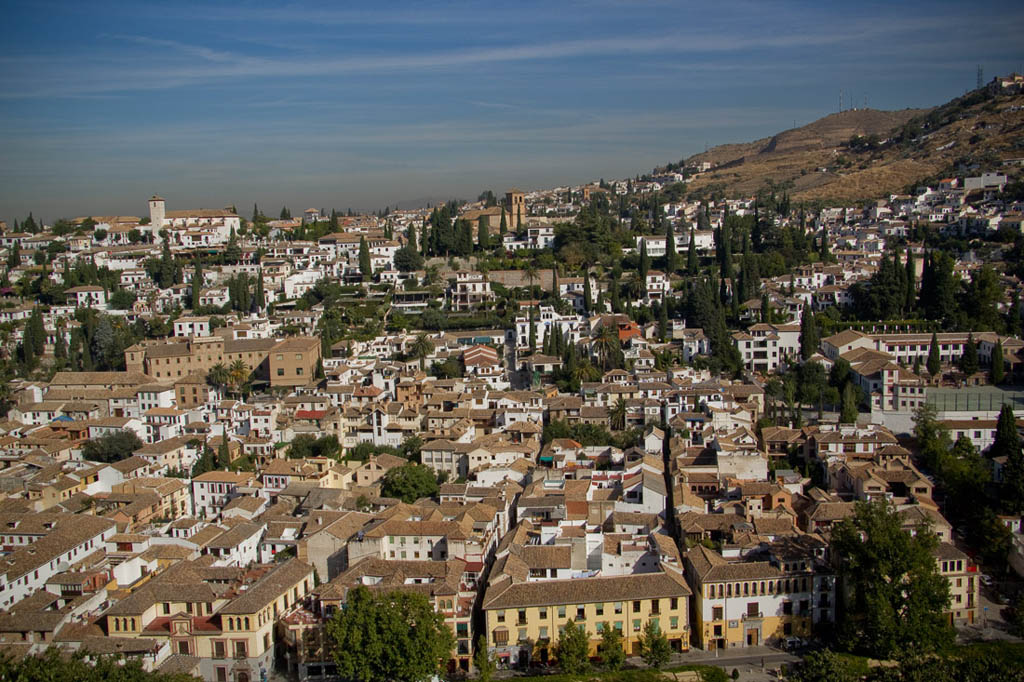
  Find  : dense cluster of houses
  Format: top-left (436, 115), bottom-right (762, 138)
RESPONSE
top-left (0, 164), bottom-right (1022, 679)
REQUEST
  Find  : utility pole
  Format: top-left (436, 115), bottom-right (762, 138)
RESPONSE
top-left (977, 65), bottom-right (983, 90)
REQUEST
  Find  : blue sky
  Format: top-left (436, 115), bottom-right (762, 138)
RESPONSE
top-left (1, 1), bottom-right (1022, 223)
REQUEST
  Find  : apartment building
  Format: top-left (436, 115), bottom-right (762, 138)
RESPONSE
top-left (101, 558), bottom-right (313, 682)
top-left (684, 542), bottom-right (835, 650)
top-left (482, 571), bottom-right (691, 666)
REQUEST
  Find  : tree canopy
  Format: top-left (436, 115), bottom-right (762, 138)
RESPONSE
top-left (380, 463), bottom-right (439, 503)
top-left (326, 586), bottom-right (454, 682)
top-left (81, 430), bottom-right (143, 463)
top-left (831, 499), bottom-right (953, 659)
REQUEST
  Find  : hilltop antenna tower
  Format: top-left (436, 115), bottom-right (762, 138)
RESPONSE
top-left (839, 89), bottom-right (843, 113)
top-left (977, 65), bottom-right (983, 90)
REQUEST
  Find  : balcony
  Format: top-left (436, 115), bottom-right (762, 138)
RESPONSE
top-left (742, 611), bottom-right (763, 621)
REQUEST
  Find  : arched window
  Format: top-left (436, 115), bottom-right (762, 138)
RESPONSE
top-left (244, 617), bottom-right (250, 630)
top-left (726, 583), bottom-right (732, 597)
top-left (114, 619), bottom-right (120, 632)
top-left (743, 582), bottom-right (749, 596)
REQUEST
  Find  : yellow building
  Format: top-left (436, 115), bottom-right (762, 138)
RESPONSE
top-left (481, 571), bottom-right (691, 667)
top-left (684, 543), bottom-right (836, 650)
top-left (102, 558), bottom-right (314, 682)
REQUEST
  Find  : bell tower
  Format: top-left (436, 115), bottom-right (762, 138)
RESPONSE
top-left (148, 195), bottom-right (166, 230)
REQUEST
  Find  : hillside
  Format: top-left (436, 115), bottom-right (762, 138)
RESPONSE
top-left (677, 87), bottom-right (1024, 203)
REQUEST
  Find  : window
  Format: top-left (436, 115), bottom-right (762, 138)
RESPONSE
top-left (670, 616), bottom-right (678, 629)
top-left (595, 604), bottom-right (604, 616)
top-left (277, 368), bottom-right (284, 376)
top-left (496, 611), bottom-right (505, 623)
top-left (712, 606), bottom-right (723, 620)
top-left (576, 606), bottom-right (585, 620)
top-left (670, 597), bottom-right (678, 610)
top-left (517, 609), bottom-right (527, 625)
top-left (539, 608), bottom-right (547, 619)
top-left (163, 603), bottom-right (171, 615)
top-left (614, 602), bottom-right (623, 615)
top-left (234, 640), bottom-right (248, 657)
top-left (557, 606), bottom-right (566, 619)
top-left (633, 619), bottom-right (641, 632)
top-left (215, 667), bottom-right (228, 682)
top-left (633, 600), bottom-right (642, 613)
top-left (213, 641), bottom-right (226, 658)
top-left (493, 630), bottom-right (508, 645)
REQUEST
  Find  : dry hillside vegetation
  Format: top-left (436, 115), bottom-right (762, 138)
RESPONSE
top-left (678, 88), bottom-right (1024, 203)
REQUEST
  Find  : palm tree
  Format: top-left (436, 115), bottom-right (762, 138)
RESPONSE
top-left (592, 324), bottom-right (618, 371)
top-left (523, 264), bottom-right (538, 299)
top-left (610, 397), bottom-right (627, 432)
top-left (228, 359), bottom-right (250, 396)
top-left (626, 272), bottom-right (646, 302)
top-left (410, 333), bottom-right (432, 370)
top-left (207, 363), bottom-right (230, 393)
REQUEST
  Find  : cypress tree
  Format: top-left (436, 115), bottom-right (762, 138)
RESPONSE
top-left (639, 240), bottom-right (650, 283)
top-left (499, 207), bottom-right (507, 236)
top-left (761, 294), bottom-right (771, 324)
top-left (959, 333), bottom-right (979, 375)
top-left (992, 340), bottom-right (1006, 384)
top-left (687, 228), bottom-right (697, 275)
top-left (800, 311), bottom-right (819, 361)
top-left (254, 270), bottom-right (264, 313)
top-left (991, 404), bottom-right (1021, 462)
top-left (218, 437), bottom-right (231, 469)
top-left (477, 216), bottom-right (488, 250)
top-left (358, 236), bottom-right (372, 281)
top-left (665, 221), bottom-right (677, 274)
top-left (905, 250), bottom-right (916, 314)
top-left (583, 269), bottom-right (592, 314)
top-left (658, 301), bottom-right (669, 342)
top-left (28, 306), bottom-right (45, 356)
top-left (191, 255), bottom-right (202, 311)
top-left (528, 308), bottom-right (537, 355)
top-left (516, 205), bottom-right (523, 232)
top-left (926, 332), bottom-right (941, 376)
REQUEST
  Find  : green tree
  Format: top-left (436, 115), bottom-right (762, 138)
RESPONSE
top-left (991, 339), bottom-right (1006, 384)
top-left (394, 246), bottom-right (424, 272)
top-left (990, 403), bottom-right (1021, 462)
top-left (499, 206), bottom-right (507, 235)
top-left (800, 311), bottom-right (819, 361)
top-left (840, 383), bottom-right (859, 423)
top-left (380, 463), bottom-right (439, 503)
top-left (409, 333), bottom-right (432, 370)
top-left (926, 332), bottom-right (941, 376)
top-left (638, 239), bottom-right (650, 282)
top-left (109, 289), bottom-right (137, 310)
top-left (217, 437), bottom-right (231, 468)
top-left (687, 227), bottom-right (697, 275)
top-left (665, 221), bottom-right (677, 273)
top-left (583, 269), bottom-right (592, 314)
top-left (81, 430), bottom-right (143, 463)
top-left (359, 236), bottom-right (372, 281)
top-left (224, 227), bottom-right (241, 264)
top-left (597, 623), bottom-right (625, 671)
top-left (831, 500), bottom-right (953, 659)
top-left (790, 649), bottom-right (859, 682)
top-left (996, 402), bottom-right (1024, 513)
top-left (327, 585), bottom-right (454, 682)
top-left (959, 332), bottom-right (978, 375)
top-left (0, 648), bottom-right (200, 682)
top-left (638, 619), bottom-right (671, 669)
top-left (477, 216), bottom-right (489, 250)
top-left (554, 619), bottom-right (589, 675)
top-left (474, 635), bottom-right (495, 682)
top-left (191, 255), bottom-right (202, 311)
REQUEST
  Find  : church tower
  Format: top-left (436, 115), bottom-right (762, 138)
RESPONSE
top-left (148, 195), bottom-right (166, 231)
top-left (505, 189), bottom-right (525, 230)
